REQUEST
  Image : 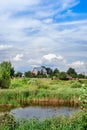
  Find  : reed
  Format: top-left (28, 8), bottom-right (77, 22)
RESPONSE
top-left (0, 78), bottom-right (86, 107)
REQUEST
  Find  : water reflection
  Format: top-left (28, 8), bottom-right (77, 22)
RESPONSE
top-left (11, 106), bottom-right (81, 120)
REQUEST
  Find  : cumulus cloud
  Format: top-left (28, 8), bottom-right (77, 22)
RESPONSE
top-left (13, 54), bottom-right (24, 61)
top-left (43, 54), bottom-right (63, 62)
top-left (27, 54), bottom-right (64, 68)
top-left (0, 44), bottom-right (13, 50)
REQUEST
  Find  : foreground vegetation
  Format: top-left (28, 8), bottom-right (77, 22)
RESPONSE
top-left (0, 78), bottom-right (87, 107)
top-left (0, 111), bottom-right (87, 130)
top-left (0, 78), bottom-right (86, 129)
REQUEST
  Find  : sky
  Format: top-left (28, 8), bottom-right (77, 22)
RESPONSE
top-left (0, 0), bottom-right (87, 74)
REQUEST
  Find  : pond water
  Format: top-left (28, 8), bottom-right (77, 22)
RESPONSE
top-left (10, 106), bottom-right (81, 120)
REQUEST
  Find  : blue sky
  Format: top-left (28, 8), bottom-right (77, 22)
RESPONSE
top-left (0, 0), bottom-right (87, 74)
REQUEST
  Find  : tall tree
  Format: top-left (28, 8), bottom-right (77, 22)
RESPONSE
top-left (46, 67), bottom-right (53, 76)
top-left (67, 67), bottom-right (77, 78)
top-left (59, 72), bottom-right (67, 80)
top-left (10, 67), bottom-right (15, 78)
top-left (53, 68), bottom-right (59, 77)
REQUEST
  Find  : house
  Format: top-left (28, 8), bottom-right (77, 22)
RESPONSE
top-left (32, 66), bottom-right (47, 76)
top-left (32, 68), bottom-right (38, 76)
top-left (67, 75), bottom-right (73, 80)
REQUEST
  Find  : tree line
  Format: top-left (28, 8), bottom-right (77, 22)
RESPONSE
top-left (0, 61), bottom-right (86, 89)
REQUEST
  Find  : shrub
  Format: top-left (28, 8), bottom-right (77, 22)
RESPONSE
top-left (0, 78), bottom-right (11, 89)
top-left (0, 61), bottom-right (11, 89)
top-left (71, 82), bottom-right (82, 88)
top-left (0, 113), bottom-right (18, 130)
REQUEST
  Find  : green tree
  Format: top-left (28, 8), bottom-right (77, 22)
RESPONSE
top-left (78, 74), bottom-right (85, 79)
top-left (53, 68), bottom-right (59, 77)
top-left (10, 67), bottom-right (15, 78)
top-left (0, 61), bottom-right (11, 88)
top-left (24, 71), bottom-right (33, 77)
top-left (59, 72), bottom-right (67, 80)
top-left (46, 67), bottom-right (53, 76)
top-left (67, 67), bottom-right (77, 78)
top-left (15, 72), bottom-right (22, 77)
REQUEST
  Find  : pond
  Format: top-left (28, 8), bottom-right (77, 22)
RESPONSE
top-left (10, 106), bottom-right (81, 120)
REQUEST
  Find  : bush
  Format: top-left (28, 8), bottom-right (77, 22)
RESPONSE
top-left (0, 61), bottom-right (11, 89)
top-left (71, 82), bottom-right (82, 88)
top-left (0, 113), bottom-right (18, 130)
top-left (0, 78), bottom-right (11, 89)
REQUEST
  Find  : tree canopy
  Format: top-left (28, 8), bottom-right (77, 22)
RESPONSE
top-left (59, 72), bottom-right (67, 80)
top-left (67, 67), bottom-right (77, 78)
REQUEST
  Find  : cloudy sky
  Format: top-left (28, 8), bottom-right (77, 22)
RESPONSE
top-left (0, 0), bottom-right (87, 74)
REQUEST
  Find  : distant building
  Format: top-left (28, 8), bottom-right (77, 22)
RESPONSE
top-left (81, 72), bottom-right (85, 76)
top-left (66, 75), bottom-right (73, 80)
top-left (32, 68), bottom-right (38, 76)
top-left (32, 66), bottom-right (47, 76)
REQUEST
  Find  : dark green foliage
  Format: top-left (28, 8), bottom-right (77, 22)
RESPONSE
top-left (37, 73), bottom-right (47, 78)
top-left (46, 67), bottom-right (53, 76)
top-left (10, 67), bottom-right (15, 78)
top-left (0, 61), bottom-right (11, 89)
top-left (59, 72), bottom-right (67, 80)
top-left (24, 71), bottom-right (33, 78)
top-left (67, 68), bottom-right (77, 78)
top-left (15, 72), bottom-right (22, 77)
top-left (0, 78), bottom-right (11, 89)
top-left (0, 113), bottom-right (18, 130)
top-left (53, 68), bottom-right (60, 77)
top-left (78, 74), bottom-right (85, 78)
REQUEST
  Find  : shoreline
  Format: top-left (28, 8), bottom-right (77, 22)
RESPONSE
top-left (0, 98), bottom-right (82, 112)
top-left (19, 98), bottom-right (82, 107)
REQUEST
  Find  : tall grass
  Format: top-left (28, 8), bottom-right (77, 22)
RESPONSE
top-left (0, 78), bottom-right (86, 106)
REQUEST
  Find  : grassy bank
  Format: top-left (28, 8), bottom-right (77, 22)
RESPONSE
top-left (0, 78), bottom-right (87, 107)
top-left (0, 111), bottom-right (87, 130)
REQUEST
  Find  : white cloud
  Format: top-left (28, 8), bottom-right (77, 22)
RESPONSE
top-left (28, 58), bottom-right (42, 66)
top-left (43, 54), bottom-right (63, 62)
top-left (13, 54), bottom-right (24, 61)
top-left (0, 0), bottom-right (41, 12)
top-left (0, 0), bottom-right (87, 74)
top-left (27, 54), bottom-right (64, 68)
top-left (0, 44), bottom-right (13, 50)
top-left (60, 0), bottom-right (80, 9)
top-left (70, 61), bottom-right (85, 68)
top-left (0, 0), bottom-right (85, 45)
